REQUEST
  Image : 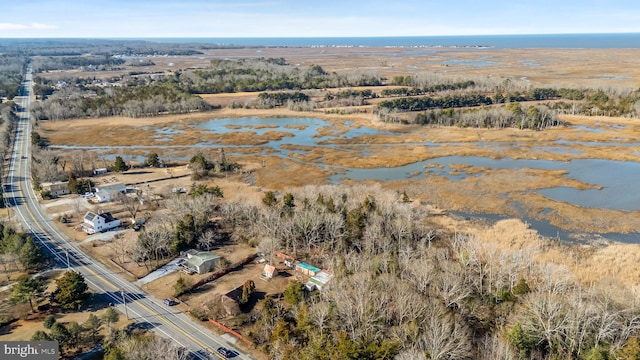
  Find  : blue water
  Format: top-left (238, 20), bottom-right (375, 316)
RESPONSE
top-left (130, 33), bottom-right (640, 49)
top-left (332, 156), bottom-right (640, 211)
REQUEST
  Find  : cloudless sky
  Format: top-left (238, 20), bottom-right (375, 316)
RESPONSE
top-left (1, 0), bottom-right (639, 38)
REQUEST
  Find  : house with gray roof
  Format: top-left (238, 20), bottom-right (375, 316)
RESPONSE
top-left (184, 251), bottom-right (221, 274)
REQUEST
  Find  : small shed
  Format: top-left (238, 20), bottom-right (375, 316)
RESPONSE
top-left (184, 251), bottom-right (220, 274)
top-left (261, 264), bottom-right (276, 280)
top-left (93, 168), bottom-right (108, 175)
top-left (295, 262), bottom-right (320, 276)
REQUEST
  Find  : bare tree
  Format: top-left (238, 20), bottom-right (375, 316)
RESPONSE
top-left (135, 225), bottom-right (171, 270)
top-left (416, 302), bottom-right (473, 360)
top-left (258, 237), bottom-right (280, 265)
top-left (435, 261), bottom-right (473, 310)
top-left (108, 233), bottom-right (131, 264)
top-left (477, 333), bottom-right (516, 360)
top-left (0, 253), bottom-right (18, 281)
top-left (197, 230), bottom-right (216, 251)
top-left (117, 191), bottom-right (141, 222)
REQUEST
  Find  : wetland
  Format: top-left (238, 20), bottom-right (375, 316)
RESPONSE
top-left (33, 44), bottom-right (640, 242)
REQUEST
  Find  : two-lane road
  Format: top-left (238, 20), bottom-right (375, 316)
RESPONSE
top-left (5, 66), bottom-right (252, 360)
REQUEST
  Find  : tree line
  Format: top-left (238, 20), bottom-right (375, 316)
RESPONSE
top-left (401, 104), bottom-right (563, 130)
top-left (378, 81), bottom-right (640, 119)
top-left (377, 93), bottom-right (493, 112)
top-left (257, 91), bottom-right (310, 108)
top-left (0, 54), bottom-right (26, 100)
top-left (30, 81), bottom-right (212, 120)
top-left (31, 55), bottom-right (125, 72)
top-left (181, 58), bottom-right (382, 94)
top-left (381, 80), bottom-right (477, 97)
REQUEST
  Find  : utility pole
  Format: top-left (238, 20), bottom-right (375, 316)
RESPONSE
top-left (121, 289), bottom-right (129, 320)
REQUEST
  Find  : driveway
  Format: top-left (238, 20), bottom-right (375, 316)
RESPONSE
top-left (79, 229), bottom-right (128, 244)
top-left (136, 256), bottom-right (186, 285)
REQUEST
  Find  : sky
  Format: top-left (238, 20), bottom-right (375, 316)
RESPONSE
top-left (1, 0), bottom-right (639, 38)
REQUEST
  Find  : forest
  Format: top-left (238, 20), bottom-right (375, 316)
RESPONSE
top-left (0, 54), bottom-right (26, 100)
top-left (167, 184), bottom-right (640, 360)
top-left (30, 82), bottom-right (212, 120)
top-left (381, 104), bottom-right (563, 130)
top-left (184, 58), bottom-right (382, 93)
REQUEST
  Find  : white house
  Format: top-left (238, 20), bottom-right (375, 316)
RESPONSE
top-left (82, 211), bottom-right (121, 234)
top-left (94, 182), bottom-right (126, 203)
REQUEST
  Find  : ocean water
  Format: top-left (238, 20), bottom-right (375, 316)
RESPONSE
top-left (136, 33), bottom-right (640, 49)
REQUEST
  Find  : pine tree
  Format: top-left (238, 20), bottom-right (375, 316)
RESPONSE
top-left (113, 156), bottom-right (129, 172)
top-left (51, 271), bottom-right (89, 309)
top-left (10, 275), bottom-right (45, 311)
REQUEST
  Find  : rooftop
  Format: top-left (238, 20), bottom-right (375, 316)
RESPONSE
top-left (297, 262), bottom-right (321, 273)
top-left (185, 252), bottom-right (220, 267)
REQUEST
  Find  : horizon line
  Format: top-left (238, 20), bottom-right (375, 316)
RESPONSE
top-left (2, 31), bottom-right (640, 40)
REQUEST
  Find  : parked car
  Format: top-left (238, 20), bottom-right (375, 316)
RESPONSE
top-left (163, 298), bottom-right (177, 306)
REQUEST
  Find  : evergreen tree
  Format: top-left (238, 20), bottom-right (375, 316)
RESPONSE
top-left (18, 237), bottom-right (44, 270)
top-left (51, 271), bottom-right (89, 309)
top-left (50, 322), bottom-right (71, 346)
top-left (43, 314), bottom-right (56, 329)
top-left (67, 172), bottom-right (78, 193)
top-left (262, 191), bottom-right (277, 207)
top-left (10, 275), bottom-right (45, 311)
top-left (31, 330), bottom-right (51, 341)
top-left (283, 280), bottom-right (305, 305)
top-left (101, 307), bottom-right (120, 330)
top-left (66, 321), bottom-right (83, 349)
top-left (146, 152), bottom-right (160, 167)
top-left (83, 314), bottom-right (102, 344)
top-left (113, 156), bottom-right (129, 172)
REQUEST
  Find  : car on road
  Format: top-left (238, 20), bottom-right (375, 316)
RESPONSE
top-left (163, 298), bottom-right (178, 306)
top-left (216, 347), bottom-right (237, 358)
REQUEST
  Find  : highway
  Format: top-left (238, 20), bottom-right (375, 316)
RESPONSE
top-left (4, 66), bottom-right (251, 360)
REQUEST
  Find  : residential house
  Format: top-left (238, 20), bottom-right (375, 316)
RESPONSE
top-left (305, 270), bottom-right (335, 292)
top-left (40, 181), bottom-right (70, 197)
top-left (184, 251), bottom-right (220, 274)
top-left (94, 182), bottom-right (126, 203)
top-left (82, 211), bottom-right (121, 234)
